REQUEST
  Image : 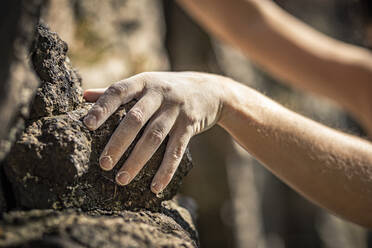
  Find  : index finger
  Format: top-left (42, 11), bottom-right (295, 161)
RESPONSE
top-left (83, 77), bottom-right (145, 130)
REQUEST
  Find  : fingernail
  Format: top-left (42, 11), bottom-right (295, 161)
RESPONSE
top-left (99, 156), bottom-right (112, 170)
top-left (151, 182), bottom-right (163, 194)
top-left (116, 171), bottom-right (131, 186)
top-left (84, 114), bottom-right (96, 129)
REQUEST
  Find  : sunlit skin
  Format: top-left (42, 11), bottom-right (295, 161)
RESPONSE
top-left (83, 0), bottom-right (372, 228)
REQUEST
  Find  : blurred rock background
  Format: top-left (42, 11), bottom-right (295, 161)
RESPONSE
top-left (43, 0), bottom-right (169, 88)
top-left (43, 0), bottom-right (372, 247)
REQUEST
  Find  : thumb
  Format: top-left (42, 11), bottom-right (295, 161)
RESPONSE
top-left (83, 88), bottom-right (107, 102)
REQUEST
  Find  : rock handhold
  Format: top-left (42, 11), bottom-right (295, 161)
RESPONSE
top-left (4, 24), bottom-right (193, 211)
top-left (30, 24), bottom-right (84, 119)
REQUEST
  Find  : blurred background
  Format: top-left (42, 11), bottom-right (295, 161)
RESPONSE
top-left (43, 0), bottom-right (372, 247)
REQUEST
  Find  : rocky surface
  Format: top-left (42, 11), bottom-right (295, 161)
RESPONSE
top-left (0, 200), bottom-right (199, 248)
top-left (0, 0), bottom-right (43, 162)
top-left (0, 0), bottom-right (45, 215)
top-left (3, 24), bottom-right (193, 211)
top-left (29, 24), bottom-right (83, 119)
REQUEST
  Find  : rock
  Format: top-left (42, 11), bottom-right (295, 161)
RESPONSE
top-left (30, 24), bottom-right (83, 119)
top-left (0, 0), bottom-right (43, 162)
top-left (0, 200), bottom-right (199, 248)
top-left (3, 24), bottom-right (192, 211)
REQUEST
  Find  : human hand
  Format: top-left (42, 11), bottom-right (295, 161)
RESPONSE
top-left (83, 71), bottom-right (228, 194)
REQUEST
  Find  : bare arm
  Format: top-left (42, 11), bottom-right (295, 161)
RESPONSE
top-left (219, 79), bottom-right (372, 228)
top-left (177, 0), bottom-right (372, 133)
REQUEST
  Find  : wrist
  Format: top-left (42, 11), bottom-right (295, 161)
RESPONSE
top-left (217, 77), bottom-right (251, 128)
top-left (217, 78), bottom-right (271, 133)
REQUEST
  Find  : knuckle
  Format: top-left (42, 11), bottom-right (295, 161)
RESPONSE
top-left (168, 144), bottom-right (184, 161)
top-left (178, 109), bottom-right (196, 125)
top-left (127, 108), bottom-right (144, 126)
top-left (148, 128), bottom-right (164, 145)
top-left (136, 72), bottom-right (152, 83)
top-left (107, 83), bottom-right (127, 98)
top-left (161, 84), bottom-right (172, 94)
top-left (99, 101), bottom-right (110, 115)
top-left (179, 97), bottom-right (186, 106)
top-left (148, 88), bottom-right (163, 99)
top-left (90, 102), bottom-right (108, 118)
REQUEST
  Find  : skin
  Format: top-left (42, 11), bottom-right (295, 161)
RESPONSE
top-left (84, 0), bottom-right (372, 228)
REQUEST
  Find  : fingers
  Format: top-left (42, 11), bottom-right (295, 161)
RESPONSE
top-left (151, 127), bottom-right (192, 194)
top-left (83, 77), bottom-right (145, 130)
top-left (115, 107), bottom-right (179, 186)
top-left (99, 91), bottom-right (163, 171)
top-left (83, 88), bottom-right (106, 102)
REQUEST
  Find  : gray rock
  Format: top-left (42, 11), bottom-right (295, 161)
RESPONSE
top-left (4, 24), bottom-right (192, 211)
top-left (0, 200), bottom-right (199, 248)
top-left (0, 0), bottom-right (43, 162)
top-left (30, 24), bottom-right (83, 119)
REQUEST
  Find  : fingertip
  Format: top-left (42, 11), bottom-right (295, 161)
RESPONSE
top-left (116, 171), bottom-right (131, 186)
top-left (99, 156), bottom-right (113, 171)
top-left (83, 114), bottom-right (97, 130)
top-left (151, 181), bottom-right (164, 194)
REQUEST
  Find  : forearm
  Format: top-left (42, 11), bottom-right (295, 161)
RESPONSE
top-left (218, 78), bottom-right (372, 228)
top-left (178, 0), bottom-right (372, 132)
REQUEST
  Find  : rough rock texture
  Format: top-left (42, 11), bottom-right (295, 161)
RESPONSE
top-left (0, 0), bottom-right (43, 162)
top-left (0, 0), bottom-right (45, 215)
top-left (29, 24), bottom-right (83, 119)
top-left (0, 200), bottom-right (199, 248)
top-left (3, 24), bottom-right (193, 211)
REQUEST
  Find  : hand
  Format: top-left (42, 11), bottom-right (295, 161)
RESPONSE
top-left (83, 71), bottom-right (228, 194)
